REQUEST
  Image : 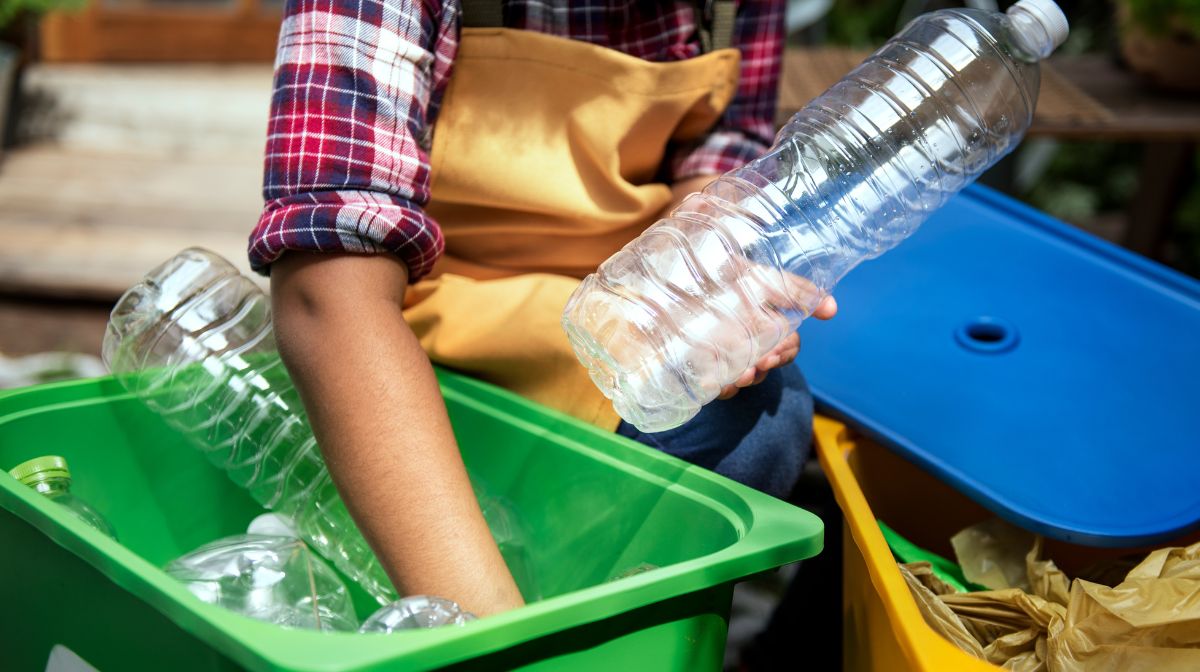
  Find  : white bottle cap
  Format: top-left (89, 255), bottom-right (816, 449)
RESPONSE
top-left (247, 513), bottom-right (299, 538)
top-left (1010, 0), bottom-right (1070, 55)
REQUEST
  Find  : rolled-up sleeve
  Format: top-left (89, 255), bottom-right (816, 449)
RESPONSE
top-left (669, 0), bottom-right (786, 180)
top-left (250, 0), bottom-right (458, 281)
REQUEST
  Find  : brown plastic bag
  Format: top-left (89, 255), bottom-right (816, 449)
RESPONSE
top-left (902, 558), bottom-right (1063, 671)
top-left (901, 520), bottom-right (1200, 671)
top-left (951, 517), bottom-right (1038, 592)
top-left (1048, 542), bottom-right (1200, 671)
top-left (900, 562), bottom-right (987, 659)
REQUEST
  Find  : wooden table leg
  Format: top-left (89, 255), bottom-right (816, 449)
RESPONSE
top-left (1126, 142), bottom-right (1195, 259)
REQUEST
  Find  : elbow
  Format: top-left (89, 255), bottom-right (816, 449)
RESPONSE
top-left (268, 252), bottom-right (411, 365)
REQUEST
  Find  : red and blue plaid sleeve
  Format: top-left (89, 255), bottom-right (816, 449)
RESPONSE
top-left (250, 0), bottom-right (457, 280)
top-left (669, 0), bottom-right (786, 180)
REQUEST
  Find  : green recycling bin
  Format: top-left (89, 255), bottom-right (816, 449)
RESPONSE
top-left (0, 368), bottom-right (822, 671)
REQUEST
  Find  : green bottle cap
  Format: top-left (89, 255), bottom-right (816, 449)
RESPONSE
top-left (8, 455), bottom-right (71, 486)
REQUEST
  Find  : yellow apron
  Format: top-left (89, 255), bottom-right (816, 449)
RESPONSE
top-left (404, 25), bottom-right (740, 429)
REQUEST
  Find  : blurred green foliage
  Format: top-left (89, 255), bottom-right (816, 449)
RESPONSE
top-left (1022, 143), bottom-right (1141, 223)
top-left (1121, 0), bottom-right (1200, 37)
top-left (0, 0), bottom-right (85, 30)
top-left (821, 0), bottom-right (1122, 51)
top-left (819, 1), bottom-right (1200, 277)
top-left (1019, 143), bottom-right (1200, 278)
top-left (824, 0), bottom-right (906, 48)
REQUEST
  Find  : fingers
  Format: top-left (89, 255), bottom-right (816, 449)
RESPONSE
top-left (720, 336), bottom-right (794, 400)
top-left (719, 362), bottom-right (760, 400)
top-left (775, 332), bottom-right (800, 362)
top-left (713, 303), bottom-right (827, 403)
top-left (812, 295), bottom-right (838, 320)
top-left (718, 359), bottom-right (778, 400)
top-left (733, 365), bottom-right (759, 388)
top-left (753, 333), bottom-right (797, 369)
top-left (777, 342), bottom-right (799, 366)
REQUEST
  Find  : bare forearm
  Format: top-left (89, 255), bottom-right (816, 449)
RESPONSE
top-left (271, 252), bottom-right (523, 616)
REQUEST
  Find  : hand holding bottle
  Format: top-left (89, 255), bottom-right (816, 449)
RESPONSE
top-left (564, 0), bottom-right (1069, 432)
top-left (718, 295), bottom-right (838, 400)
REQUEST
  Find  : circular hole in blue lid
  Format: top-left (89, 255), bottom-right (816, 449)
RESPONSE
top-left (955, 317), bottom-right (1019, 354)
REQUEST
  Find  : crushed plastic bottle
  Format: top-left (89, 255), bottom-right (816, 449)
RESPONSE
top-left (102, 248), bottom-right (538, 605)
top-left (562, 0), bottom-right (1070, 432)
top-left (359, 596), bottom-right (476, 633)
top-left (165, 534), bottom-right (358, 632)
top-left (9, 455), bottom-right (117, 539)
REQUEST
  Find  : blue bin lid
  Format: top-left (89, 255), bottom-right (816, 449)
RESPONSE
top-left (795, 186), bottom-right (1200, 547)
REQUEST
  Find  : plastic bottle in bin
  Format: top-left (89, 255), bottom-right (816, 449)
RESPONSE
top-left (102, 249), bottom-right (395, 603)
top-left (9, 455), bottom-right (118, 539)
top-left (359, 595), bottom-right (477, 633)
top-left (562, 0), bottom-right (1069, 432)
top-left (165, 533), bottom-right (359, 632)
top-left (102, 248), bottom-right (537, 606)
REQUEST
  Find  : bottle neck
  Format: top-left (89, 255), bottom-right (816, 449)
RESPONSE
top-left (29, 476), bottom-right (72, 497)
top-left (1006, 2), bottom-right (1063, 61)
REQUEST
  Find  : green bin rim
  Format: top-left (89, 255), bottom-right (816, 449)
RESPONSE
top-left (0, 370), bottom-right (823, 672)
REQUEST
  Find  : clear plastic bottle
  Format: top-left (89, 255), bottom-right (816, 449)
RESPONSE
top-left (9, 455), bottom-right (118, 539)
top-left (359, 595), bottom-right (476, 633)
top-left (165, 534), bottom-right (359, 632)
top-left (562, 0), bottom-right (1069, 432)
top-left (103, 249), bottom-right (394, 603)
top-left (102, 248), bottom-right (536, 607)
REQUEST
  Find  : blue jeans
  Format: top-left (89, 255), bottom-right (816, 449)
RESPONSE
top-left (616, 365), bottom-right (814, 499)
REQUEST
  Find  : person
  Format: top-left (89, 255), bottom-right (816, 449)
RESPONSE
top-left (250, 0), bottom-right (836, 617)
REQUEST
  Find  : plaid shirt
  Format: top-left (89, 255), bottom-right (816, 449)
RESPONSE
top-left (251, 0), bottom-right (786, 280)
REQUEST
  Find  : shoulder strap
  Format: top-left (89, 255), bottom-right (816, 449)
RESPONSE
top-left (693, 0), bottom-right (737, 53)
top-left (711, 0), bottom-right (737, 52)
top-left (461, 0), bottom-right (503, 28)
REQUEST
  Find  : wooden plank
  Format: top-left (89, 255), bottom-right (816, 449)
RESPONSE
top-left (1032, 55), bottom-right (1200, 141)
top-left (0, 146), bottom-right (266, 300)
top-left (21, 64), bottom-right (274, 156)
top-left (779, 49), bottom-right (1200, 142)
top-left (40, 5), bottom-right (281, 63)
top-left (0, 146), bottom-right (261, 225)
top-left (0, 147), bottom-right (262, 230)
top-left (1028, 62), bottom-right (1119, 137)
top-left (2, 61), bottom-right (276, 300)
top-left (0, 217), bottom-right (263, 300)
